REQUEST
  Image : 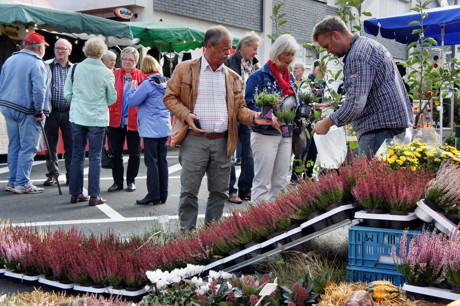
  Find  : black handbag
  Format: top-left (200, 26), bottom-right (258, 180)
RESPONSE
top-left (292, 118), bottom-right (307, 156)
top-left (101, 130), bottom-right (114, 169)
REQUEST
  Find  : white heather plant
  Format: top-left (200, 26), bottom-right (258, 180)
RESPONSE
top-left (425, 162), bottom-right (460, 216)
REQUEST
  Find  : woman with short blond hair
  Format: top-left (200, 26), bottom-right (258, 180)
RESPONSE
top-left (127, 55), bottom-right (171, 205)
top-left (65, 37), bottom-right (117, 206)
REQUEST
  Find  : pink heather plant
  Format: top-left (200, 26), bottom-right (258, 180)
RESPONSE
top-left (393, 228), bottom-right (446, 284)
top-left (442, 230), bottom-right (460, 287)
top-left (425, 162), bottom-right (460, 217)
top-left (385, 168), bottom-right (434, 212)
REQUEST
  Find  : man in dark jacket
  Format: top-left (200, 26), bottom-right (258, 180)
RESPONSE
top-left (224, 32), bottom-right (261, 204)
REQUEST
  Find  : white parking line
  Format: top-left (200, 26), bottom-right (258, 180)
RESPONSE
top-left (96, 203), bottom-right (125, 220)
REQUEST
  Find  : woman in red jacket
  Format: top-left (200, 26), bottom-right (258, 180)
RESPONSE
top-left (107, 47), bottom-right (146, 192)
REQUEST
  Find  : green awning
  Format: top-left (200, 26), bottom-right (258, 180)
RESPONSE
top-left (0, 1), bottom-right (133, 42)
top-left (125, 21), bottom-right (239, 52)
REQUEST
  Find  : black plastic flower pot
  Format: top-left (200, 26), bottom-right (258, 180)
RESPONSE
top-left (261, 106), bottom-right (274, 119)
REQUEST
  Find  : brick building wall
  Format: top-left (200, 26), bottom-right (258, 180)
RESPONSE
top-left (153, 0), bottom-right (263, 31)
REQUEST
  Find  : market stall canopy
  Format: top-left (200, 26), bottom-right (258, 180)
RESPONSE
top-left (125, 21), bottom-right (239, 52)
top-left (363, 5), bottom-right (460, 45)
top-left (0, 0), bottom-right (134, 45)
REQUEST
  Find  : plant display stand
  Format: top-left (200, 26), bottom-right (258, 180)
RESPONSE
top-left (348, 226), bottom-right (418, 271)
top-left (414, 200), bottom-right (457, 235)
top-left (347, 266), bottom-right (406, 286)
top-left (106, 286), bottom-right (147, 297)
top-left (4, 270), bottom-right (42, 281)
top-left (354, 210), bottom-right (421, 230)
top-left (403, 283), bottom-right (460, 301)
top-left (38, 277), bottom-right (75, 289)
top-left (201, 204), bottom-right (356, 273)
top-left (73, 284), bottom-right (107, 294)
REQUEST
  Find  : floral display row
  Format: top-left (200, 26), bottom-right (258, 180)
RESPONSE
top-left (0, 149), bottom-right (457, 297)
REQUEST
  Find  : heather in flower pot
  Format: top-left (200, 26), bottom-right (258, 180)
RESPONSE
top-left (425, 162), bottom-right (460, 216)
top-left (351, 160), bottom-right (392, 213)
top-left (393, 228), bottom-right (445, 286)
top-left (254, 88), bottom-right (282, 119)
top-left (275, 107), bottom-right (296, 137)
top-left (385, 168), bottom-right (434, 214)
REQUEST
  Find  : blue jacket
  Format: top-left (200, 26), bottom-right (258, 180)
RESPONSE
top-left (245, 63), bottom-right (298, 135)
top-left (126, 73), bottom-right (171, 138)
top-left (0, 49), bottom-right (50, 115)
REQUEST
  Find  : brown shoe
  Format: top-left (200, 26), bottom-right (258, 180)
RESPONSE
top-left (238, 193), bottom-right (251, 201)
top-left (70, 194), bottom-right (90, 204)
top-left (89, 196), bottom-right (106, 206)
top-left (228, 193), bottom-right (243, 204)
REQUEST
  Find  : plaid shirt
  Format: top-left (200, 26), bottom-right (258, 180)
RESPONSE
top-left (194, 56), bottom-right (228, 133)
top-left (329, 36), bottom-right (413, 139)
top-left (50, 60), bottom-right (71, 110)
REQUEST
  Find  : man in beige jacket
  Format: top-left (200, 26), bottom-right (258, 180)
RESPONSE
top-left (164, 25), bottom-right (275, 231)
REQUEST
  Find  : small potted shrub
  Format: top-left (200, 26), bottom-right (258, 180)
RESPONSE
top-left (254, 89), bottom-right (282, 119)
top-left (275, 107), bottom-right (296, 137)
top-left (423, 162), bottom-right (460, 224)
top-left (297, 91), bottom-right (319, 117)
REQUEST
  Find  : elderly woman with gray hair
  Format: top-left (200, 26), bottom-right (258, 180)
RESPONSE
top-left (101, 50), bottom-right (117, 70)
top-left (246, 34), bottom-right (300, 202)
top-left (64, 37), bottom-right (117, 206)
top-left (107, 47), bottom-right (146, 193)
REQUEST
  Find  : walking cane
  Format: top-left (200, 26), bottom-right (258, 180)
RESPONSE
top-left (39, 121), bottom-right (62, 195)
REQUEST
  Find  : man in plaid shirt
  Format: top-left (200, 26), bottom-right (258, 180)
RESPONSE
top-left (311, 16), bottom-right (413, 157)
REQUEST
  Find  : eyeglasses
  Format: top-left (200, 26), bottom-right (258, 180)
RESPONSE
top-left (122, 58), bottom-right (136, 63)
top-left (54, 47), bottom-right (69, 51)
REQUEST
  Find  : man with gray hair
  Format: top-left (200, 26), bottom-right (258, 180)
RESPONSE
top-left (0, 32), bottom-right (50, 193)
top-left (224, 31), bottom-right (261, 204)
top-left (164, 25), bottom-right (273, 231)
top-left (43, 38), bottom-right (74, 186)
top-left (311, 16), bottom-right (413, 157)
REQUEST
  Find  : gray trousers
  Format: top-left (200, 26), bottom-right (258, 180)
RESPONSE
top-left (178, 134), bottom-right (232, 230)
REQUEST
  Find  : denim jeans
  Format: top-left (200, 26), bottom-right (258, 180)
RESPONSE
top-left (358, 128), bottom-right (405, 158)
top-left (107, 126), bottom-right (141, 186)
top-left (143, 137), bottom-right (169, 200)
top-left (69, 123), bottom-right (104, 197)
top-left (0, 106), bottom-right (41, 187)
top-left (229, 124), bottom-right (254, 195)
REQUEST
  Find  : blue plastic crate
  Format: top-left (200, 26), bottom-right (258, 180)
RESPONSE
top-left (348, 226), bottom-right (419, 271)
top-left (347, 266), bottom-right (406, 286)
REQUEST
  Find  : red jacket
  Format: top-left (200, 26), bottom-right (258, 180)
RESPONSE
top-left (109, 68), bottom-right (146, 131)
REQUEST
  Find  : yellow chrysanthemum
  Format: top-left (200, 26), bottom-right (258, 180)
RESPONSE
top-left (400, 156), bottom-right (407, 162)
top-left (434, 158), bottom-right (441, 162)
top-left (396, 160), bottom-right (404, 165)
top-left (388, 149), bottom-right (395, 156)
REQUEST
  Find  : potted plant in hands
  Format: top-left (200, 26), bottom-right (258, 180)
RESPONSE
top-left (275, 107), bottom-right (296, 137)
top-left (254, 89), bottom-right (282, 119)
top-left (297, 91), bottom-right (319, 118)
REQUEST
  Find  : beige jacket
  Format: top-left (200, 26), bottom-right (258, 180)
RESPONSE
top-left (164, 57), bottom-right (255, 156)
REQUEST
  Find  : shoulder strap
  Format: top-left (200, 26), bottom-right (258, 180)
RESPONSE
top-left (71, 63), bottom-right (78, 83)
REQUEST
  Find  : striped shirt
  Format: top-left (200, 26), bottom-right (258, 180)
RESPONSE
top-left (194, 56), bottom-right (228, 133)
top-left (51, 60), bottom-right (71, 110)
top-left (329, 35), bottom-right (413, 140)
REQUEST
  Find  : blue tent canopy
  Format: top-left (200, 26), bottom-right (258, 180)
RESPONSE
top-left (364, 5), bottom-right (460, 46)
